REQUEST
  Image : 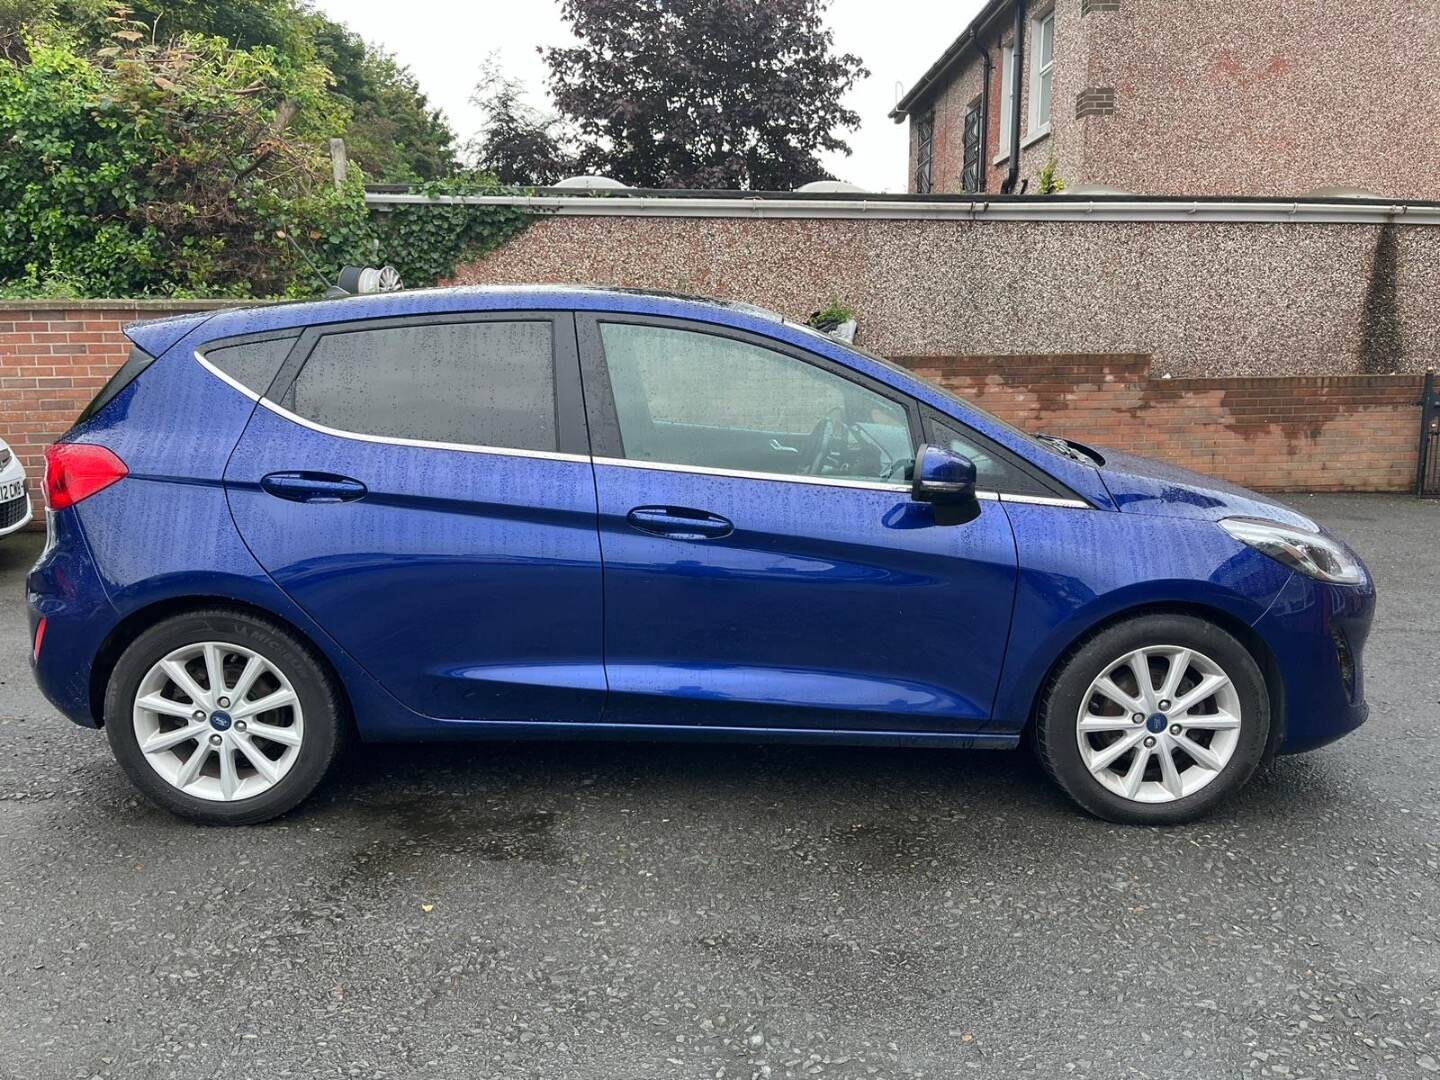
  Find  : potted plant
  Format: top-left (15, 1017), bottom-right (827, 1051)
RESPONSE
top-left (807, 297), bottom-right (857, 343)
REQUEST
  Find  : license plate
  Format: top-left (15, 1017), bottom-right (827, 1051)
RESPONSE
top-left (0, 479), bottom-right (26, 503)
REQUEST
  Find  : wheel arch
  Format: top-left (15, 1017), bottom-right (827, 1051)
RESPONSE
top-left (1019, 600), bottom-right (1285, 761)
top-left (88, 595), bottom-right (355, 733)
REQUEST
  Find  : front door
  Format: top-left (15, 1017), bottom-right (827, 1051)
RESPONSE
top-left (223, 312), bottom-right (605, 723)
top-left (578, 315), bottom-right (1019, 734)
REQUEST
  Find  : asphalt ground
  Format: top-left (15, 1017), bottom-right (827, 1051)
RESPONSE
top-left (0, 493), bottom-right (1437, 1079)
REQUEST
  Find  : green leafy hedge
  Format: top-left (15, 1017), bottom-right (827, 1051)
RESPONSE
top-left (0, 27), bottom-right (534, 299)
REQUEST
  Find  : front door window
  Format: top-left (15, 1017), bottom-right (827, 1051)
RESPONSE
top-left (598, 322), bottom-right (915, 484)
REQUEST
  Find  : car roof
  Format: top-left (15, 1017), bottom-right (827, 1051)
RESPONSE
top-left (186, 284), bottom-right (787, 343)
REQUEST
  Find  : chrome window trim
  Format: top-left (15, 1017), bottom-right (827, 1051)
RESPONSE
top-left (196, 349), bottom-right (587, 463)
top-left (256, 397), bottom-right (590, 464)
top-left (195, 350), bottom-right (263, 403)
top-left (1000, 493), bottom-right (1091, 509)
top-left (592, 454), bottom-right (913, 493)
top-left (197, 349), bottom-right (1094, 506)
top-left (592, 459), bottom-right (1090, 506)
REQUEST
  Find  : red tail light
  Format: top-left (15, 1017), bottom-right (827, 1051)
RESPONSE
top-left (43, 443), bottom-right (129, 511)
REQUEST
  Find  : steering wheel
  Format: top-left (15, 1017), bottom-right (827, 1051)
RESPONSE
top-left (799, 407), bottom-right (847, 476)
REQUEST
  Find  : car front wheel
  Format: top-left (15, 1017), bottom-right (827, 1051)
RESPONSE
top-left (105, 609), bottom-right (344, 825)
top-left (1033, 613), bottom-right (1270, 825)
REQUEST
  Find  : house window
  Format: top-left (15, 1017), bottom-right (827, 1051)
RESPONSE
top-left (997, 43), bottom-right (1016, 159)
top-left (915, 111), bottom-right (935, 193)
top-left (962, 98), bottom-right (983, 192)
top-left (1030, 9), bottom-right (1056, 133)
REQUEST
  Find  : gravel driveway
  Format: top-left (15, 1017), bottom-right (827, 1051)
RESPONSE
top-left (1, 494), bottom-right (1437, 1080)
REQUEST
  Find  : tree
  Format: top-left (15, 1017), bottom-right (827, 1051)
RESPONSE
top-left (1, 9), bottom-right (534, 299)
top-left (46, 0), bottom-right (458, 182)
top-left (469, 60), bottom-right (574, 187)
top-left (0, 20), bottom-right (369, 297)
top-left (305, 15), bottom-right (457, 182)
top-left (543, 0), bottom-right (867, 190)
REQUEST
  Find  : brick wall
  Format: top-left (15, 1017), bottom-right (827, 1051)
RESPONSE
top-left (901, 355), bottom-right (1424, 493)
top-left (0, 303), bottom-right (1424, 498)
top-left (0, 301), bottom-right (235, 482)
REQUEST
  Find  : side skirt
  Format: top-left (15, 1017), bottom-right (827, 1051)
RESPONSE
top-left (366, 717), bottom-right (1022, 751)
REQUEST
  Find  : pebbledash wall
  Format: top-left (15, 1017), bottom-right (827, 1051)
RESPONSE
top-left (436, 191), bottom-right (1435, 492)
top-left (1, 194), bottom-right (1434, 496)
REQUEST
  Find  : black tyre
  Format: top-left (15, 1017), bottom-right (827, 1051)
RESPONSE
top-left (104, 609), bottom-right (344, 825)
top-left (1033, 613), bottom-right (1269, 825)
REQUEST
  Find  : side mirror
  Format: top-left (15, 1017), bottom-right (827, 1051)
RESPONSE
top-left (912, 444), bottom-right (978, 505)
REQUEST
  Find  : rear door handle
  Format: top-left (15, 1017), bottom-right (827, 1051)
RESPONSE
top-left (626, 505), bottom-right (734, 540)
top-left (260, 471), bottom-right (368, 504)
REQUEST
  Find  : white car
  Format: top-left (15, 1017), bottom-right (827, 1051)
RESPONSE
top-left (0, 438), bottom-right (31, 536)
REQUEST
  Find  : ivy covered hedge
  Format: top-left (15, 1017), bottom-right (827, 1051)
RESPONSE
top-left (0, 24), bottom-right (533, 300)
top-left (338, 177), bottom-right (537, 295)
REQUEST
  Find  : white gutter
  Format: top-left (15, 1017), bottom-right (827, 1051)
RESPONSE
top-left (363, 192), bottom-right (1440, 227)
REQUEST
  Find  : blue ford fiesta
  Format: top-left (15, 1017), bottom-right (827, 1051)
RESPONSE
top-left (27, 286), bottom-right (1374, 825)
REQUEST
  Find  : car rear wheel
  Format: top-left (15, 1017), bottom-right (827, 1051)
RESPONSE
top-left (105, 610), bottom-right (344, 825)
top-left (1033, 613), bottom-right (1270, 825)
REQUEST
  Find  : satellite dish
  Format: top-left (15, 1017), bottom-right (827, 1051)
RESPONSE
top-left (1301, 186), bottom-right (1384, 200)
top-left (553, 175), bottom-right (630, 190)
top-left (1065, 184), bottom-right (1135, 196)
top-left (796, 180), bottom-right (866, 193)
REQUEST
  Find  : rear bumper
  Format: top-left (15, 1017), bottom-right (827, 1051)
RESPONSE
top-left (1253, 571), bottom-right (1376, 755)
top-left (27, 509), bottom-right (116, 727)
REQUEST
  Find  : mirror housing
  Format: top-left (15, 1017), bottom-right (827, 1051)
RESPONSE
top-left (911, 444), bottom-right (978, 505)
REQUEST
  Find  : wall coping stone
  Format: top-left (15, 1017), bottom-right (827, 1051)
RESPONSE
top-left (367, 191), bottom-right (1440, 227)
top-left (0, 299), bottom-right (254, 311)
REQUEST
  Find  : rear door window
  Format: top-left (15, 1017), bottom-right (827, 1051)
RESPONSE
top-left (284, 320), bottom-right (557, 452)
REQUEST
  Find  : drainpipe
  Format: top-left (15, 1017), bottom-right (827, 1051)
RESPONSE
top-left (969, 30), bottom-right (993, 192)
top-left (1001, 0), bottom-right (1028, 194)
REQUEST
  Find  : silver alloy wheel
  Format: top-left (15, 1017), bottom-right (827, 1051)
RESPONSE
top-left (132, 641), bottom-right (304, 802)
top-left (1075, 644), bottom-right (1242, 804)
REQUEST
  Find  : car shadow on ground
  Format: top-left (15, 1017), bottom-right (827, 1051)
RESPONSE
top-left (294, 733), bottom-right (1351, 836)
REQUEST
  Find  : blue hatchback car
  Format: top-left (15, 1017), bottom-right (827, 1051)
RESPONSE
top-left (28, 286), bottom-right (1374, 825)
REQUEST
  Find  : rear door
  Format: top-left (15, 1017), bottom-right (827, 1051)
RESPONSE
top-left (222, 312), bottom-right (605, 723)
top-left (578, 314), bottom-right (1020, 735)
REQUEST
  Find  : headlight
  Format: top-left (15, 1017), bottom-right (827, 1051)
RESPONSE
top-left (1219, 517), bottom-right (1366, 585)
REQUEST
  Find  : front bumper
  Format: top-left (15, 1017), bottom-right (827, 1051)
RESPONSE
top-left (1253, 570), bottom-right (1376, 754)
top-left (0, 455), bottom-right (32, 537)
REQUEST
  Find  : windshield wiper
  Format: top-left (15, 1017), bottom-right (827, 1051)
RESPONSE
top-left (1034, 433), bottom-right (1091, 464)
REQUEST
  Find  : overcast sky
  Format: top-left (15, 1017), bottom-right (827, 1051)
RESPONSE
top-left (310, 0), bottom-right (986, 192)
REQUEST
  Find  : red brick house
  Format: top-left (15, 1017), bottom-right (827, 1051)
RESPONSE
top-left (891, 0), bottom-right (1440, 199)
